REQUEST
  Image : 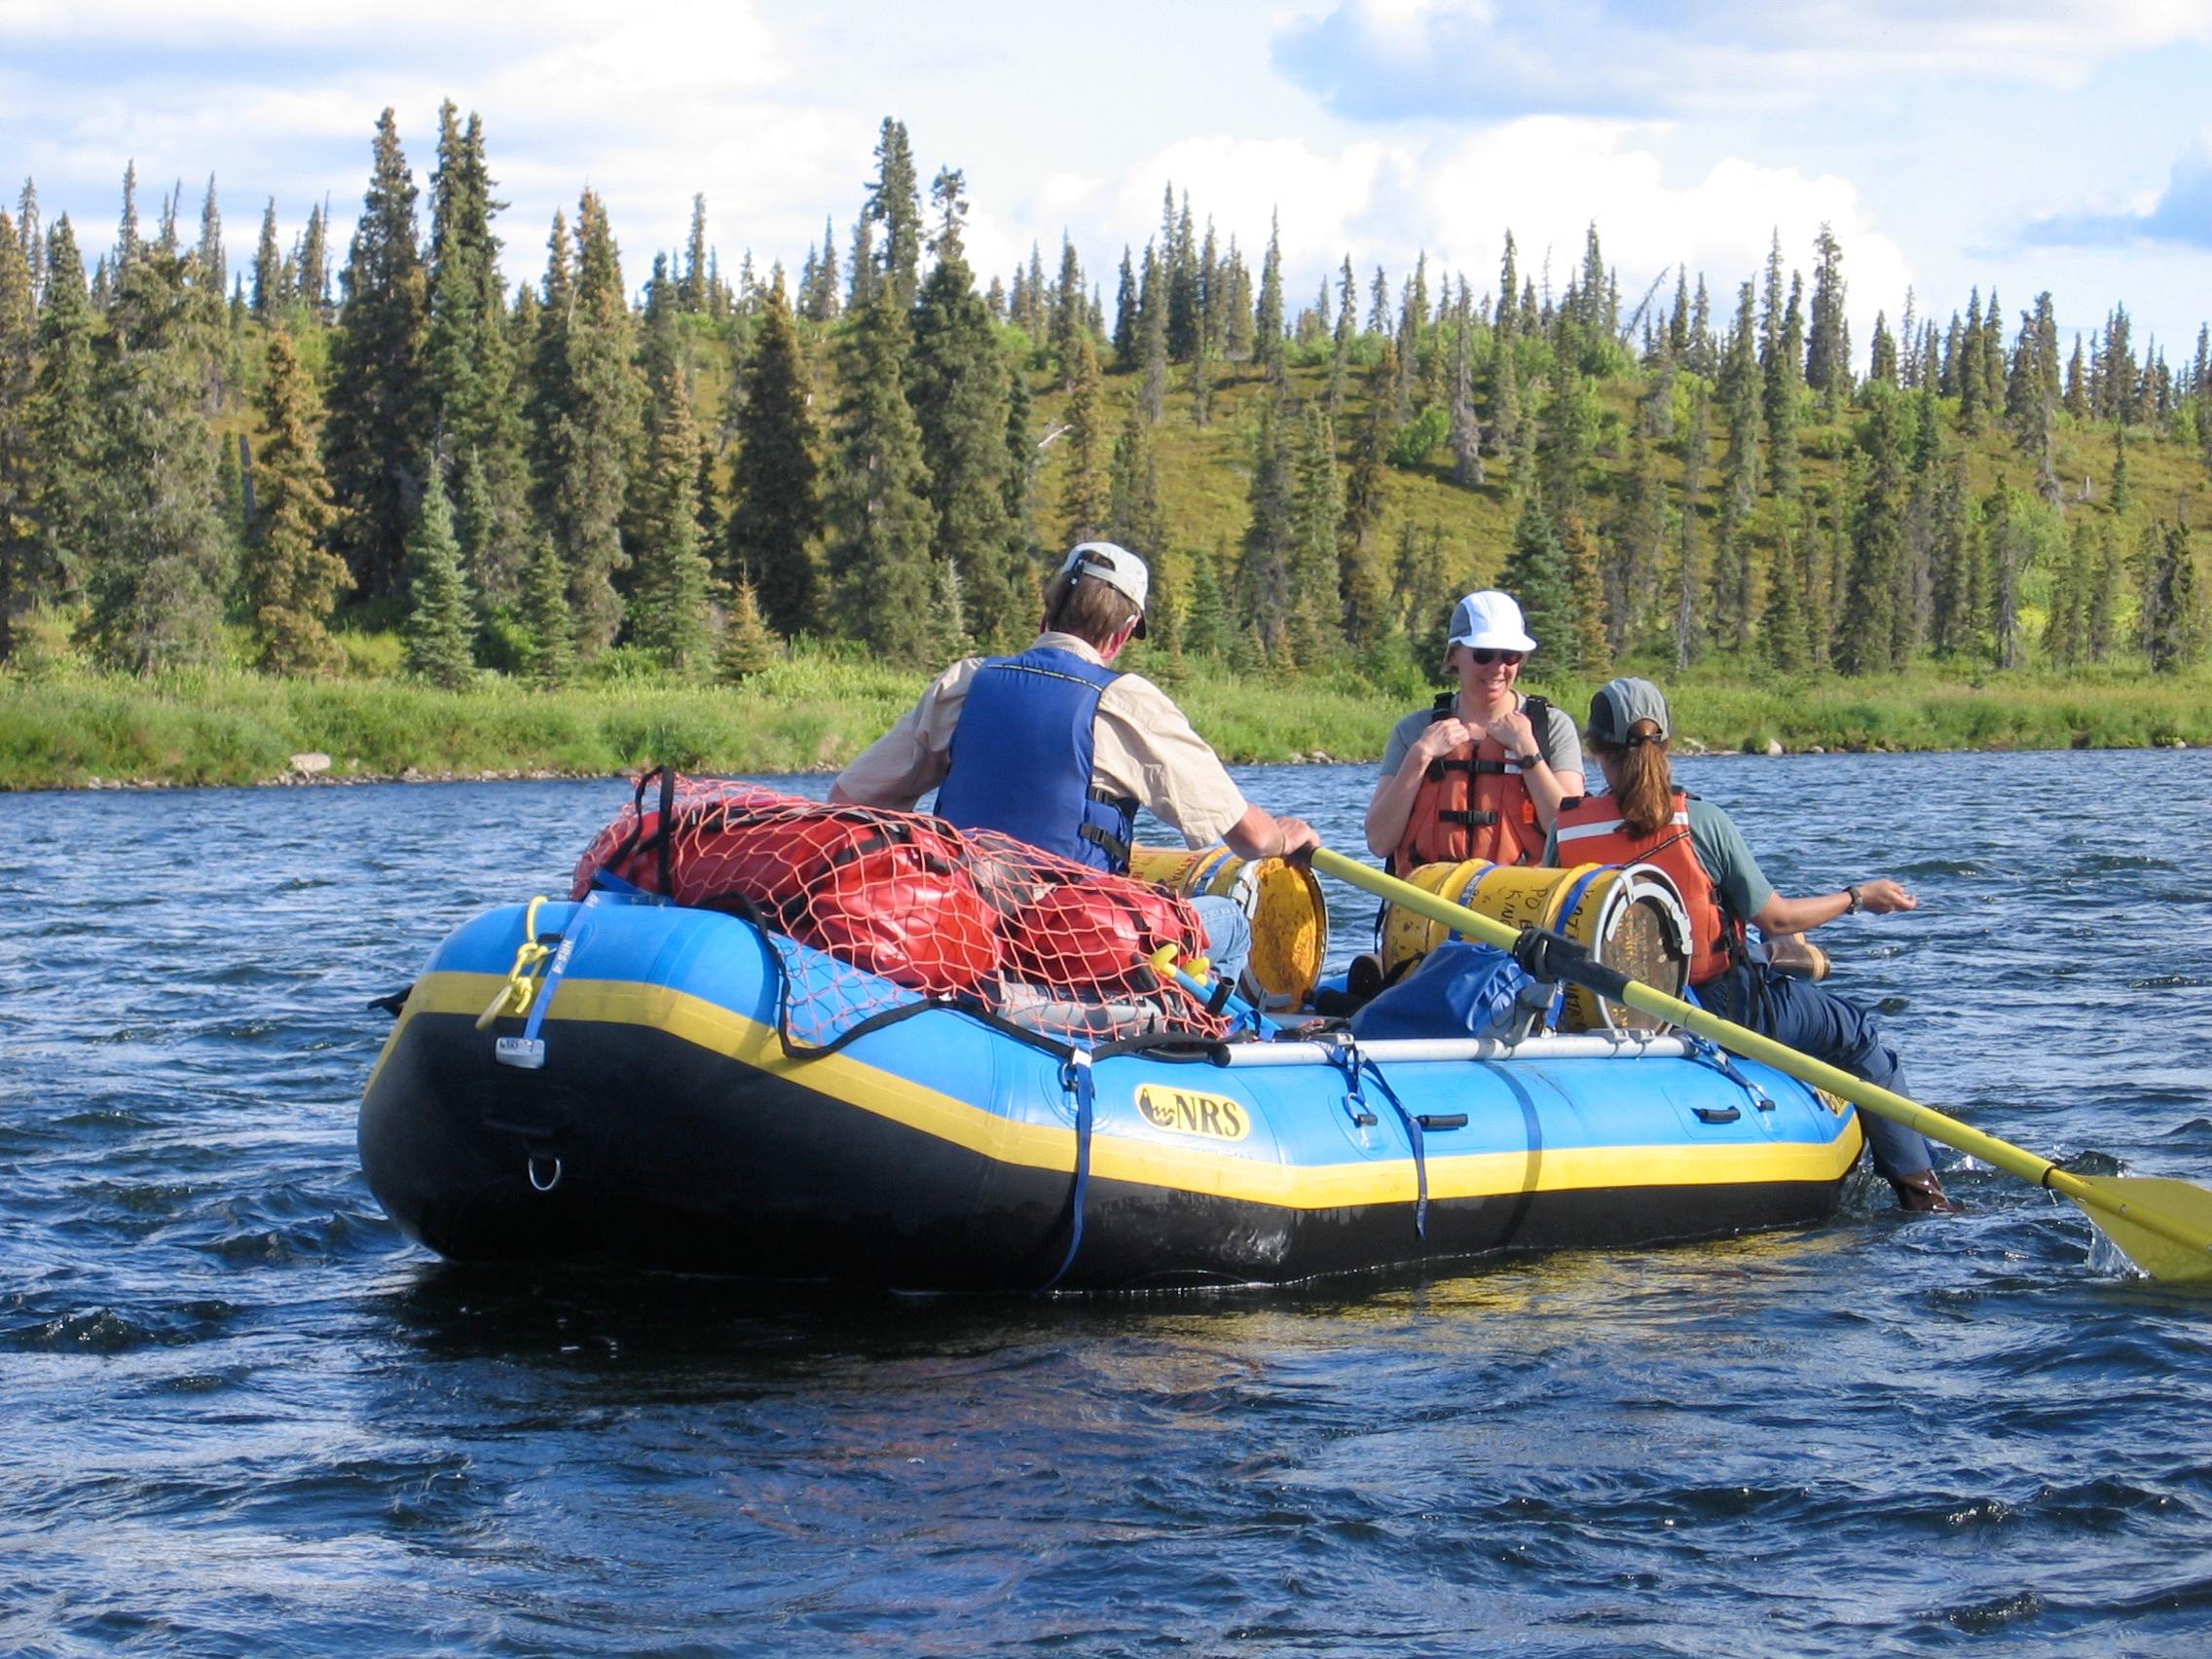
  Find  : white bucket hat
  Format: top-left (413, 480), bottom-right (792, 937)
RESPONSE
top-left (1446, 590), bottom-right (1537, 654)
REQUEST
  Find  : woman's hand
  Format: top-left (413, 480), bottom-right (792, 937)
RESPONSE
top-left (1854, 878), bottom-right (1917, 914)
top-left (1410, 717), bottom-right (1478, 766)
top-left (1482, 708), bottom-right (1537, 760)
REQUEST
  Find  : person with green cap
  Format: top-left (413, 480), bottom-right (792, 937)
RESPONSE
top-left (1547, 677), bottom-right (1958, 1213)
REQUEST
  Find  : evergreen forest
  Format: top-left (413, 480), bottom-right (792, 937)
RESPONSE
top-left (1, 107), bottom-right (2209, 786)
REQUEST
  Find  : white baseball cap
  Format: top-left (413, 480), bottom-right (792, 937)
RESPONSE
top-left (1058, 541), bottom-right (1149, 637)
top-left (1446, 590), bottom-right (1537, 654)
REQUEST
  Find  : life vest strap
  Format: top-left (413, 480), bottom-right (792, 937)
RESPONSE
top-left (1434, 808), bottom-right (1499, 828)
top-left (1425, 756), bottom-right (1511, 780)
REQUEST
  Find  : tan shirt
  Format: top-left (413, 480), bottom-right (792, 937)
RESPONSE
top-left (833, 632), bottom-right (1250, 848)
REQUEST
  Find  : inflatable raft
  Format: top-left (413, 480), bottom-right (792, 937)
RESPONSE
top-left (359, 782), bottom-right (1864, 1291)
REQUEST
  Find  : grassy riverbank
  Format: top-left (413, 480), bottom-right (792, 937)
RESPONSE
top-left (2, 651), bottom-right (2205, 791)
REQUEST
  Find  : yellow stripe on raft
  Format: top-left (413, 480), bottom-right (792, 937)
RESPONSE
top-left (381, 971), bottom-right (1863, 1210)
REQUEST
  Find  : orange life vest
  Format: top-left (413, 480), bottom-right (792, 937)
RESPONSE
top-left (1392, 693), bottom-right (1553, 872)
top-left (1549, 788), bottom-right (1743, 985)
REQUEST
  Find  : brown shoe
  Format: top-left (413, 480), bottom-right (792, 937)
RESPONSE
top-left (1889, 1170), bottom-right (1964, 1214)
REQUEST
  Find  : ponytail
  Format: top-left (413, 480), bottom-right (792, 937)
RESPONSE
top-left (1591, 719), bottom-right (1675, 838)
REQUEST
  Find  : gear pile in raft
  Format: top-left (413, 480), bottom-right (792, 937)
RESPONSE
top-left (568, 770), bottom-right (1237, 1050)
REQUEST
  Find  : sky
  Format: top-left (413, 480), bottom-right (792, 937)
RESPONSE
top-left (6, 0), bottom-right (2212, 361)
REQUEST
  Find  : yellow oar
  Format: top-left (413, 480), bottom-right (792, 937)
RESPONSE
top-left (1310, 846), bottom-right (2212, 1281)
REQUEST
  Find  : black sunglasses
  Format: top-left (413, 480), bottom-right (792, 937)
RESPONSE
top-left (1466, 648), bottom-right (1524, 666)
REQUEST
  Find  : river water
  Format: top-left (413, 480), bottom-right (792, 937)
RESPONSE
top-left (5, 749), bottom-right (2211, 1654)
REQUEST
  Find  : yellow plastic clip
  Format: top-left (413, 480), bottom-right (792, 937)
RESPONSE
top-left (476, 896), bottom-right (556, 1030)
top-left (1149, 942), bottom-right (1212, 982)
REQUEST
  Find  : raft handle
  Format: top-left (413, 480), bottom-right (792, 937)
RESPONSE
top-left (1694, 1105), bottom-right (1743, 1125)
top-left (1415, 1114), bottom-right (1468, 1131)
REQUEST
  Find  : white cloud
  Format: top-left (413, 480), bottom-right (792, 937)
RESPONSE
top-left (1272, 0), bottom-right (2212, 120)
top-left (1018, 120), bottom-right (1913, 350)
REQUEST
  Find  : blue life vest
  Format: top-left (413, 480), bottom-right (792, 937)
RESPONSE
top-left (935, 645), bottom-right (1140, 870)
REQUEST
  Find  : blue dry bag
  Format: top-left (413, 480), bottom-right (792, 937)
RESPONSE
top-left (1347, 940), bottom-right (1538, 1042)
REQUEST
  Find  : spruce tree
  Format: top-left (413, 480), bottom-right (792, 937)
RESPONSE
top-left (1110, 245), bottom-right (1140, 371)
top-left (1342, 350), bottom-right (1391, 562)
top-left (30, 216), bottom-right (98, 612)
top-left (1057, 330), bottom-right (1110, 544)
top-left (0, 210), bottom-right (37, 659)
top-left (1448, 308), bottom-right (1485, 488)
top-left (1104, 398), bottom-right (1165, 560)
top-left (423, 105), bottom-right (531, 608)
top-left (517, 533), bottom-right (574, 687)
top-left (1138, 246), bottom-right (1167, 424)
top-left (83, 251), bottom-right (230, 672)
top-left (297, 201), bottom-right (331, 322)
top-left (825, 292), bottom-right (936, 664)
top-left (865, 118), bottom-right (922, 310)
top-left (909, 172), bottom-right (1024, 647)
top-left (1235, 401), bottom-right (1296, 654)
top-left (1836, 393), bottom-right (1906, 674)
top-left (627, 362), bottom-right (714, 672)
top-left (1289, 403), bottom-right (1348, 663)
top-left (402, 476), bottom-right (475, 687)
top-left (1983, 486), bottom-right (2035, 671)
top-left (16, 179), bottom-right (41, 306)
top-left (719, 576), bottom-right (780, 682)
top-left (1927, 446), bottom-right (1974, 656)
top-left (242, 327), bottom-right (350, 674)
top-left (251, 199), bottom-right (283, 319)
top-left (2142, 519), bottom-right (2202, 674)
top-left (728, 273), bottom-right (822, 638)
top-left (2109, 421), bottom-right (2131, 515)
top-left (2043, 517), bottom-right (2091, 668)
top-left (1674, 387), bottom-right (1710, 669)
top-left (1759, 523), bottom-right (1807, 672)
top-left (1255, 211), bottom-right (1287, 386)
top-left (1003, 364), bottom-right (1036, 565)
top-left (1558, 508), bottom-right (1611, 674)
top-left (1183, 543), bottom-right (1229, 662)
top-left (1049, 234), bottom-right (1086, 390)
top-left (1804, 224), bottom-right (1850, 416)
top-left (544, 190), bottom-right (645, 654)
top-left (1501, 492), bottom-right (1573, 657)
top-left (325, 109), bottom-right (428, 600)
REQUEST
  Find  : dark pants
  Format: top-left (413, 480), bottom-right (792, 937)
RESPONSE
top-left (1699, 963), bottom-right (1935, 1182)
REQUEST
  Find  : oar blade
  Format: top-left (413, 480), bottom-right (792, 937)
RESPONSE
top-left (2062, 1175), bottom-right (2212, 1281)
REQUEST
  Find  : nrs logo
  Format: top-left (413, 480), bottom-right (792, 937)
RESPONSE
top-left (1135, 1084), bottom-right (1250, 1142)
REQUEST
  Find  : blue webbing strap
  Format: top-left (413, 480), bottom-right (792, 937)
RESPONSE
top-left (1036, 1049), bottom-right (1095, 1295)
top-left (519, 891), bottom-right (601, 1051)
top-left (1327, 1038), bottom-right (1379, 1128)
top-left (1684, 1034), bottom-right (1774, 1111)
top-left (1542, 863), bottom-right (1610, 1031)
top-left (1358, 1056), bottom-right (1430, 1242)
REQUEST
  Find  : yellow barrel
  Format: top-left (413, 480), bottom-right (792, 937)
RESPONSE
top-left (1128, 845), bottom-right (1330, 1012)
top-left (1380, 859), bottom-right (1693, 1032)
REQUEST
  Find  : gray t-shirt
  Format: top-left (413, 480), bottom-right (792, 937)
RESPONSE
top-left (1379, 694), bottom-right (1585, 784)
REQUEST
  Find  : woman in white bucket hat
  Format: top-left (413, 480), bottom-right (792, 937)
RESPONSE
top-left (1363, 590), bottom-right (1583, 872)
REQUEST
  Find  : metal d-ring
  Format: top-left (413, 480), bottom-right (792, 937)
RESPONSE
top-left (526, 1153), bottom-right (564, 1193)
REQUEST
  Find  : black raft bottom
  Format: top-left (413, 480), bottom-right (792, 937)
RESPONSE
top-left (360, 1013), bottom-right (1852, 1293)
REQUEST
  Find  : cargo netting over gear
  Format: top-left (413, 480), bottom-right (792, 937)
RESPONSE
top-left (571, 772), bottom-right (1235, 1052)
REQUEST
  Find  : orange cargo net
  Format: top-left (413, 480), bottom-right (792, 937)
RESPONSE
top-left (571, 772), bottom-right (1233, 1052)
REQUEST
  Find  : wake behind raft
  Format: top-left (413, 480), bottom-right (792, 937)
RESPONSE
top-left (358, 772), bottom-right (1863, 1293)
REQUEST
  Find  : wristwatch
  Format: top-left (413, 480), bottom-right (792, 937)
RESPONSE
top-left (1845, 885), bottom-right (1862, 913)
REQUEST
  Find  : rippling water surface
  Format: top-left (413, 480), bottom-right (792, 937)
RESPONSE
top-left (5, 750), bottom-right (2212, 1653)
